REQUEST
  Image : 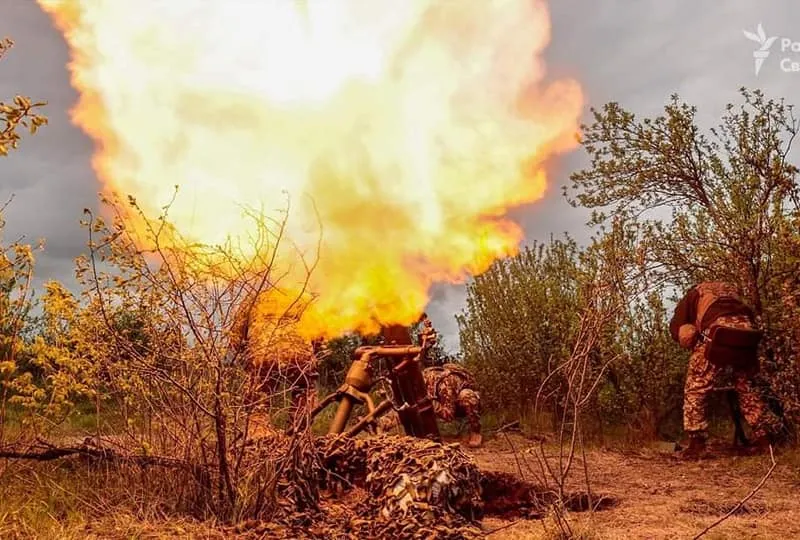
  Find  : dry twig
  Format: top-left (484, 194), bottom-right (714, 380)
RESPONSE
top-left (691, 445), bottom-right (778, 539)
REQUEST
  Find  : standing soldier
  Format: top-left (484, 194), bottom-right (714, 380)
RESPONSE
top-left (228, 294), bottom-right (319, 433)
top-left (669, 281), bottom-right (786, 458)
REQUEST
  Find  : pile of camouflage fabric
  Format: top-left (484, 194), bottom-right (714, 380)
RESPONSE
top-left (236, 433), bottom-right (484, 539)
top-left (320, 434), bottom-right (484, 537)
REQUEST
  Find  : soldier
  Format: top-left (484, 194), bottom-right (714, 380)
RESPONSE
top-left (229, 294), bottom-right (319, 433)
top-left (375, 314), bottom-right (483, 447)
top-left (418, 315), bottom-right (481, 446)
top-left (423, 362), bottom-right (484, 448)
top-left (376, 362), bottom-right (484, 448)
top-left (669, 281), bottom-right (786, 458)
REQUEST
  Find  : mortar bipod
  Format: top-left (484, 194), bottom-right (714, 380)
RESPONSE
top-left (305, 344), bottom-right (438, 439)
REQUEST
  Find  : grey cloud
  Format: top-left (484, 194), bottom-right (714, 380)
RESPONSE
top-left (2, 0), bottom-right (800, 350)
top-left (431, 0), bottom-right (800, 350)
top-left (1, 0), bottom-right (99, 294)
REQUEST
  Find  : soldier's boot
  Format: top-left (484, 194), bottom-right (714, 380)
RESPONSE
top-left (677, 432), bottom-right (707, 460)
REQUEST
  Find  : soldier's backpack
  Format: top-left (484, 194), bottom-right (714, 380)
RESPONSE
top-left (703, 325), bottom-right (763, 371)
top-left (694, 282), bottom-right (762, 371)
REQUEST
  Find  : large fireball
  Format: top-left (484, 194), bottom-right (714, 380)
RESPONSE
top-left (37, 0), bottom-right (583, 339)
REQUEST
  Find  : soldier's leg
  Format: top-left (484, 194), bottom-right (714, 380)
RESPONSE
top-left (683, 345), bottom-right (722, 439)
top-left (456, 388), bottom-right (482, 447)
top-left (456, 389), bottom-right (482, 432)
top-left (733, 371), bottom-right (784, 441)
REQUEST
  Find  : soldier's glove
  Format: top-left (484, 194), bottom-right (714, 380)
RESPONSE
top-left (678, 324), bottom-right (699, 349)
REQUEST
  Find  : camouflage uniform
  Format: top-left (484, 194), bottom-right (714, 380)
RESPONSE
top-left (683, 314), bottom-right (781, 438)
top-left (670, 282), bottom-right (783, 443)
top-left (229, 297), bottom-right (319, 429)
top-left (376, 363), bottom-right (483, 447)
top-left (423, 363), bottom-right (482, 444)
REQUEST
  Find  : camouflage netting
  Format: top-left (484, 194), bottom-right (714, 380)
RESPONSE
top-left (235, 433), bottom-right (484, 539)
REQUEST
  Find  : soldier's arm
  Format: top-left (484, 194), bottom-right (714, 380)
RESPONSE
top-left (669, 287), bottom-right (698, 342)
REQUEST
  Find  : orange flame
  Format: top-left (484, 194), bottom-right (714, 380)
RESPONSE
top-left (37, 0), bottom-right (583, 339)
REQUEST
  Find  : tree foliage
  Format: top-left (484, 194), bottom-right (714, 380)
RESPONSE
top-left (0, 38), bottom-right (47, 157)
top-left (457, 237), bottom-right (582, 421)
top-left (460, 88), bottom-right (800, 438)
top-left (4, 281), bottom-right (98, 425)
top-left (0, 214), bottom-right (41, 440)
top-left (0, 38), bottom-right (47, 444)
top-left (69, 192), bottom-right (321, 517)
top-left (457, 223), bottom-right (687, 437)
top-left (2, 182), bottom-right (321, 519)
top-left (567, 87), bottom-right (800, 423)
top-left (567, 88), bottom-right (799, 310)
top-left (595, 263), bottom-right (686, 438)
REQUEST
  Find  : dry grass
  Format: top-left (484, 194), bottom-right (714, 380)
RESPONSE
top-left (2, 431), bottom-right (799, 539)
top-left (469, 433), bottom-right (800, 539)
top-left (0, 457), bottom-right (217, 539)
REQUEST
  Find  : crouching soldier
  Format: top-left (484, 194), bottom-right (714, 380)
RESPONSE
top-left (669, 281), bottom-right (786, 458)
top-left (376, 362), bottom-right (484, 448)
top-left (424, 363), bottom-right (484, 447)
top-left (376, 314), bottom-right (483, 446)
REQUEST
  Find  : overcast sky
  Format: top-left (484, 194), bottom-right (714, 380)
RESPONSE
top-left (2, 0), bottom-right (799, 350)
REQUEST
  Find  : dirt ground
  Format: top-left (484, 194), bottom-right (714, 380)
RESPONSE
top-left (463, 433), bottom-right (800, 540)
top-left (5, 430), bottom-right (797, 539)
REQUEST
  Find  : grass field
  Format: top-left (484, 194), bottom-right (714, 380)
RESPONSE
top-left (1, 403), bottom-right (796, 539)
